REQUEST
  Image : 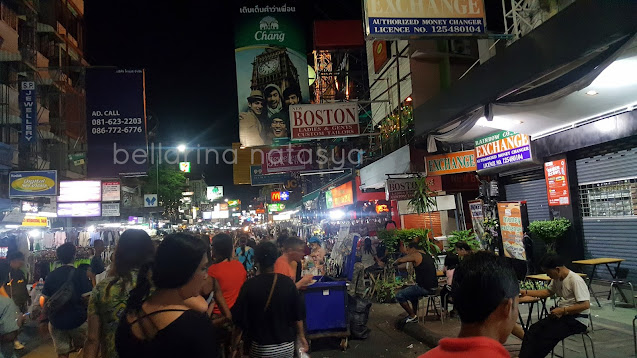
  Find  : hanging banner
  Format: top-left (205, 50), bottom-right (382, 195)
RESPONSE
top-left (57, 202), bottom-right (102, 217)
top-left (101, 203), bottom-right (120, 217)
top-left (544, 159), bottom-right (570, 206)
top-left (250, 165), bottom-right (291, 186)
top-left (101, 181), bottom-right (121, 202)
top-left (497, 202), bottom-right (527, 260)
top-left (426, 150), bottom-right (477, 176)
top-left (326, 181), bottom-right (354, 209)
top-left (468, 199), bottom-right (485, 243)
top-left (261, 146), bottom-right (312, 174)
top-left (363, 0), bottom-right (486, 38)
top-left (289, 102), bottom-right (359, 140)
top-left (86, 68), bottom-right (148, 178)
top-left (19, 81), bottom-right (37, 144)
top-left (474, 130), bottom-right (533, 172)
top-left (235, 0), bottom-right (309, 147)
top-left (9, 171), bottom-right (58, 197)
top-left (58, 181), bottom-right (102, 202)
top-left (385, 176), bottom-right (442, 201)
top-left (207, 186), bottom-right (224, 201)
top-left (21, 216), bottom-right (48, 227)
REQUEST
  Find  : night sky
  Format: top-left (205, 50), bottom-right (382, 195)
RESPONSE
top-left (84, 0), bottom-right (503, 202)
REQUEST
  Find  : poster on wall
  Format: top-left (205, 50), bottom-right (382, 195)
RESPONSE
top-left (101, 203), bottom-right (120, 217)
top-left (544, 159), bottom-right (570, 206)
top-left (497, 202), bottom-right (527, 260)
top-left (86, 68), bottom-right (148, 178)
top-left (102, 181), bottom-right (121, 202)
top-left (235, 0), bottom-right (309, 147)
top-left (468, 199), bottom-right (485, 244)
top-left (289, 102), bottom-right (359, 140)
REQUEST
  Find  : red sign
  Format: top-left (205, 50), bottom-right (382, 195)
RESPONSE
top-left (289, 102), bottom-right (359, 140)
top-left (262, 146), bottom-right (312, 174)
top-left (375, 204), bottom-right (389, 214)
top-left (373, 40), bottom-right (389, 73)
top-left (544, 159), bottom-right (570, 206)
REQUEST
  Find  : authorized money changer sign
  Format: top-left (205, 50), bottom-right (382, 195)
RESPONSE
top-left (9, 171), bottom-right (57, 197)
top-left (289, 102), bottom-right (359, 140)
top-left (544, 159), bottom-right (570, 206)
top-left (497, 202), bottom-right (526, 260)
top-left (425, 150), bottom-right (476, 176)
top-left (474, 130), bottom-right (533, 172)
top-left (363, 0), bottom-right (486, 38)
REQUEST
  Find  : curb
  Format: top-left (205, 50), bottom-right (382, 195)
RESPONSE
top-left (395, 318), bottom-right (443, 349)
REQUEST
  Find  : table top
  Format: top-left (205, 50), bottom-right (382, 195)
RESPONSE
top-left (437, 270), bottom-right (444, 277)
top-left (526, 273), bottom-right (587, 281)
top-left (519, 296), bottom-right (541, 304)
top-left (572, 258), bottom-right (625, 265)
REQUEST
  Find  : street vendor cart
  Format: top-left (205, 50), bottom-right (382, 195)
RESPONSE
top-left (303, 278), bottom-right (350, 351)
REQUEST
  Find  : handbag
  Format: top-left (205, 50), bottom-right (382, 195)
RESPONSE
top-left (44, 268), bottom-right (75, 317)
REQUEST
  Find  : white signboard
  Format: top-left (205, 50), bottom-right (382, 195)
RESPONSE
top-left (207, 186), bottom-right (224, 201)
top-left (144, 194), bottom-right (158, 207)
top-left (101, 181), bottom-right (121, 202)
top-left (289, 102), bottom-right (359, 140)
top-left (101, 203), bottom-right (120, 217)
top-left (57, 202), bottom-right (101, 217)
top-left (58, 181), bottom-right (102, 202)
top-left (397, 195), bottom-right (457, 215)
top-left (210, 210), bottom-right (229, 219)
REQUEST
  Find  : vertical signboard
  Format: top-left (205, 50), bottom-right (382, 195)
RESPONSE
top-left (86, 69), bottom-right (148, 178)
top-left (474, 130), bottom-right (533, 172)
top-left (372, 40), bottom-right (389, 73)
top-left (468, 199), bottom-right (485, 243)
top-left (363, 0), bottom-right (486, 38)
top-left (544, 159), bottom-right (570, 206)
top-left (497, 202), bottom-right (527, 260)
top-left (235, 0), bottom-right (309, 147)
top-left (19, 81), bottom-right (37, 144)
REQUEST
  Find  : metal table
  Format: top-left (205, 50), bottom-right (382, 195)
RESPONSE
top-left (573, 258), bottom-right (626, 307)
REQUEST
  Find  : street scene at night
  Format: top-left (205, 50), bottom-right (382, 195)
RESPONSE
top-left (0, 0), bottom-right (636, 357)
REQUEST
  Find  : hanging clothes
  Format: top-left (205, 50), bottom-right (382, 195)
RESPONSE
top-left (53, 231), bottom-right (66, 247)
top-left (89, 232), bottom-right (101, 246)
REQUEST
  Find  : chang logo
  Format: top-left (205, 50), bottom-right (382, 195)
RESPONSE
top-left (255, 16), bottom-right (285, 42)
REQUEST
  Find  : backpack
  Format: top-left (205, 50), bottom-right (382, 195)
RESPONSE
top-left (44, 268), bottom-right (75, 317)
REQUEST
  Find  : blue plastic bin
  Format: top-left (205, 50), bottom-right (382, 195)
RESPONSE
top-left (303, 278), bottom-right (348, 334)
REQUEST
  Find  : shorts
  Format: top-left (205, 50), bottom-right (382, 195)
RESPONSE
top-left (395, 285), bottom-right (433, 303)
top-left (49, 321), bottom-right (87, 355)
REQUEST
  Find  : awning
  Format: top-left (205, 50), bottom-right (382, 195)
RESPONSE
top-left (414, 0), bottom-right (637, 141)
top-left (359, 145), bottom-right (411, 190)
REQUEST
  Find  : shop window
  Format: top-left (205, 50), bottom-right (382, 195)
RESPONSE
top-left (578, 179), bottom-right (637, 218)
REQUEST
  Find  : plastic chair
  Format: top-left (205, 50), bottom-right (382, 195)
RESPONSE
top-left (551, 316), bottom-right (596, 358)
top-left (610, 268), bottom-right (635, 310)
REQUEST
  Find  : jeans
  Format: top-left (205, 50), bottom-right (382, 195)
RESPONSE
top-left (395, 285), bottom-right (433, 304)
top-left (519, 315), bottom-right (587, 358)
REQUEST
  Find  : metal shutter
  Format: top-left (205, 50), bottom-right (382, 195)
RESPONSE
top-left (576, 148), bottom-right (637, 184)
top-left (505, 179), bottom-right (551, 222)
top-left (403, 212), bottom-right (442, 237)
top-left (581, 218), bottom-right (637, 283)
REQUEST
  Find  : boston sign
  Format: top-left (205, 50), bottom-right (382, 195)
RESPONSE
top-left (426, 150), bottom-right (476, 176)
top-left (289, 102), bottom-right (359, 140)
top-left (386, 177), bottom-right (442, 201)
top-left (474, 130), bottom-right (532, 172)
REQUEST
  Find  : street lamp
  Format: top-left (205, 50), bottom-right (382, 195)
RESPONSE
top-left (177, 144), bottom-right (186, 152)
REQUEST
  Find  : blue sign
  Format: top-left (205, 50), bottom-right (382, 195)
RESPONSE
top-left (9, 170), bottom-right (58, 197)
top-left (474, 131), bottom-right (533, 172)
top-left (367, 18), bottom-right (485, 36)
top-left (86, 69), bottom-right (148, 178)
top-left (250, 165), bottom-right (291, 186)
top-left (19, 81), bottom-right (37, 144)
top-left (280, 191), bottom-right (290, 201)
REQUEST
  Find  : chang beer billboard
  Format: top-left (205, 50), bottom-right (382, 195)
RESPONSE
top-left (235, 1), bottom-right (309, 147)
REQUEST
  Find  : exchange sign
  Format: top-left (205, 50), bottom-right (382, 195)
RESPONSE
top-left (474, 130), bottom-right (533, 172)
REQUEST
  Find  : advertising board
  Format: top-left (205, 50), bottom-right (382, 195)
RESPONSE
top-left (58, 181), bottom-right (102, 202)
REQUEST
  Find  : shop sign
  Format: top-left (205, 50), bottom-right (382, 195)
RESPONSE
top-left (9, 171), bottom-right (58, 197)
top-left (497, 202), bottom-right (526, 260)
top-left (373, 40), bottom-right (389, 73)
top-left (375, 204), bottom-right (389, 214)
top-left (101, 203), bottom-right (120, 217)
top-left (273, 213), bottom-right (292, 221)
top-left (271, 191), bottom-right (290, 201)
top-left (207, 186), bottom-right (224, 201)
top-left (397, 194), bottom-right (456, 215)
top-left (102, 181), bottom-right (121, 202)
top-left (385, 176), bottom-right (442, 201)
top-left (21, 216), bottom-right (48, 227)
top-left (58, 181), bottom-right (102, 202)
top-left (544, 159), bottom-right (570, 206)
top-left (468, 199), bottom-right (485, 242)
top-left (20, 81), bottom-right (37, 144)
top-left (57, 202), bottom-right (102, 217)
top-left (179, 162), bottom-right (191, 173)
top-left (262, 146), bottom-right (312, 174)
top-left (203, 211), bottom-right (212, 220)
top-left (326, 181), bottom-right (354, 209)
top-left (474, 130), bottom-right (532, 172)
top-left (250, 165), bottom-right (290, 186)
top-left (21, 201), bottom-right (39, 213)
top-left (268, 203), bottom-right (286, 213)
top-left (363, 0), bottom-right (486, 38)
top-left (289, 102), bottom-right (359, 140)
top-left (426, 150), bottom-right (476, 176)
top-left (144, 194), bottom-right (158, 207)
top-left (227, 200), bottom-right (241, 207)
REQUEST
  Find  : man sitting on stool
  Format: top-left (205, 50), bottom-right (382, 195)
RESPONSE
top-left (393, 242), bottom-right (438, 323)
top-left (519, 254), bottom-right (591, 358)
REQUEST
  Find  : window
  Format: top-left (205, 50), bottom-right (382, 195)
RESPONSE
top-left (579, 179), bottom-right (637, 218)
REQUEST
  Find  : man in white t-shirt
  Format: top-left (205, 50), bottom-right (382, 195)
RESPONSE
top-left (518, 254), bottom-right (590, 358)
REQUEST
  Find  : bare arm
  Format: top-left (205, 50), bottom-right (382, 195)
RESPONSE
top-left (296, 320), bottom-right (308, 352)
top-left (521, 289), bottom-right (553, 299)
top-left (184, 296), bottom-right (209, 314)
top-left (395, 252), bottom-right (419, 265)
top-left (551, 301), bottom-right (590, 318)
top-left (83, 313), bottom-right (101, 358)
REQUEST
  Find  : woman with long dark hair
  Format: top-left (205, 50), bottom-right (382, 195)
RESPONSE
top-left (231, 241), bottom-right (307, 357)
top-left (359, 237), bottom-right (382, 271)
top-left (115, 233), bottom-right (218, 358)
top-left (84, 229), bottom-right (155, 358)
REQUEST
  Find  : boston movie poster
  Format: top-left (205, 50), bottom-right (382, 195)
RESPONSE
top-left (234, 0), bottom-right (309, 147)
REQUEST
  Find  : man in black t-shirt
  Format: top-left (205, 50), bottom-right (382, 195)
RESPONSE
top-left (393, 242), bottom-right (438, 323)
top-left (42, 243), bottom-right (93, 358)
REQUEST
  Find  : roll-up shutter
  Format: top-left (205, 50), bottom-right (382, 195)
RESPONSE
top-left (576, 148), bottom-right (637, 184)
top-left (505, 180), bottom-right (551, 222)
top-left (403, 212), bottom-right (442, 237)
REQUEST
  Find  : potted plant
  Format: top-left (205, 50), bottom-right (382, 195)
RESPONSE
top-left (447, 229), bottom-right (481, 254)
top-left (528, 218), bottom-right (571, 254)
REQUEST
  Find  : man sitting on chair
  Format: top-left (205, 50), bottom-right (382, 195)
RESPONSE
top-left (519, 254), bottom-right (591, 358)
top-left (393, 242), bottom-right (438, 323)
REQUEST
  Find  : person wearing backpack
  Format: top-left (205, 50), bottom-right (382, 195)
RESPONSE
top-left (42, 243), bottom-right (93, 358)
